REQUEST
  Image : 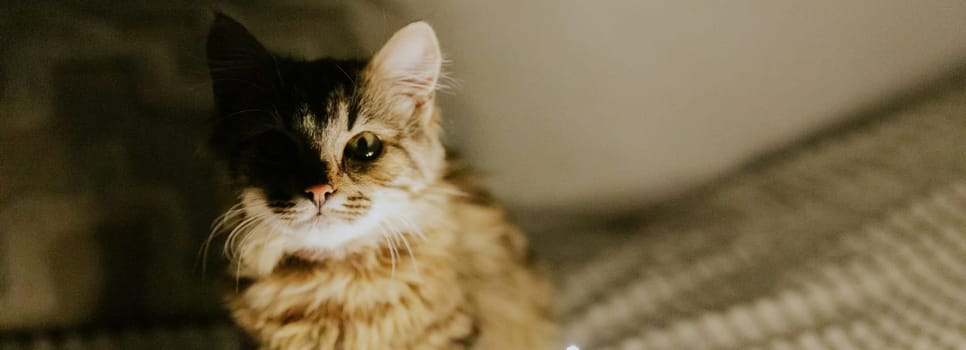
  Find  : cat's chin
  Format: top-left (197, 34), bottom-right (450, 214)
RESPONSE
top-left (273, 215), bottom-right (386, 262)
top-left (288, 214), bottom-right (342, 231)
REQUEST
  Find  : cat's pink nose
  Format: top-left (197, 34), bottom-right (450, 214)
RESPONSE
top-left (305, 184), bottom-right (335, 204)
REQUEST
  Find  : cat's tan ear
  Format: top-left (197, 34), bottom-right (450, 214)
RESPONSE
top-left (369, 22), bottom-right (442, 105)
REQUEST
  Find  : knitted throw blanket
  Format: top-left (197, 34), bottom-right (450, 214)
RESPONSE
top-left (559, 78), bottom-right (966, 349)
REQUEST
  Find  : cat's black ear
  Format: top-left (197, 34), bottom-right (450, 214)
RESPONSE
top-left (206, 13), bottom-right (275, 113)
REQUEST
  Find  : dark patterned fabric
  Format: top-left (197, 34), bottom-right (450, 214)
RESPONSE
top-left (0, 0), bottom-right (368, 332)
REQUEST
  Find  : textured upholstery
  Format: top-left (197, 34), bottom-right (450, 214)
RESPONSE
top-left (560, 75), bottom-right (966, 349)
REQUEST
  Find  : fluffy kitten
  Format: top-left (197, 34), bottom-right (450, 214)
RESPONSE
top-left (206, 14), bottom-right (557, 349)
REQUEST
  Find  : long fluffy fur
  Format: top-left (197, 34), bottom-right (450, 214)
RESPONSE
top-left (225, 177), bottom-right (557, 349)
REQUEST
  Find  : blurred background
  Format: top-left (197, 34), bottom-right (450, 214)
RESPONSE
top-left (1, 0), bottom-right (965, 347)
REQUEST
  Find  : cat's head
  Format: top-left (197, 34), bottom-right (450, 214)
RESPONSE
top-left (206, 14), bottom-right (447, 274)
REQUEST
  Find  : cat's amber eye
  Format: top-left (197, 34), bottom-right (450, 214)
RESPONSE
top-left (345, 132), bottom-right (383, 162)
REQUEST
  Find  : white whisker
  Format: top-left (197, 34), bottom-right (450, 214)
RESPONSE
top-left (384, 218), bottom-right (421, 281)
top-left (225, 213), bottom-right (272, 261)
top-left (379, 222), bottom-right (398, 283)
top-left (395, 216), bottom-right (426, 241)
top-left (385, 215), bottom-right (422, 241)
top-left (198, 203), bottom-right (260, 278)
top-left (397, 230), bottom-right (420, 280)
top-left (234, 255), bottom-right (243, 292)
top-left (224, 216), bottom-right (258, 258)
top-left (210, 202), bottom-right (245, 230)
top-left (423, 186), bottom-right (471, 198)
top-left (199, 203), bottom-right (249, 276)
top-left (211, 208), bottom-right (245, 234)
top-left (232, 219), bottom-right (264, 258)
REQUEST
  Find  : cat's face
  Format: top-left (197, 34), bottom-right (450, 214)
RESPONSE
top-left (206, 14), bottom-right (445, 272)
